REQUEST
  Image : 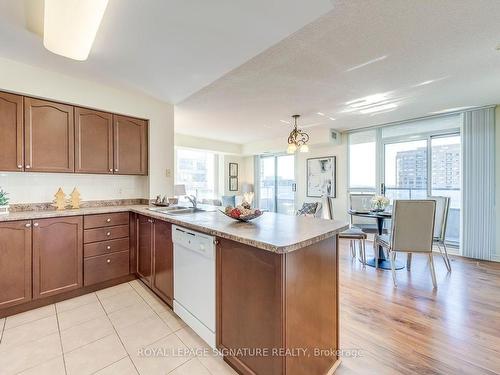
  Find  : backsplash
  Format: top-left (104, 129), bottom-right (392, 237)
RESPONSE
top-left (0, 172), bottom-right (148, 204)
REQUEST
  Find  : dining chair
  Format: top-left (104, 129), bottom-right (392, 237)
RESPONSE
top-left (406, 196), bottom-right (452, 272)
top-left (374, 200), bottom-right (437, 288)
top-left (325, 197), bottom-right (367, 266)
top-left (296, 201), bottom-right (322, 218)
top-left (429, 196), bottom-right (452, 272)
top-left (349, 193), bottom-right (378, 233)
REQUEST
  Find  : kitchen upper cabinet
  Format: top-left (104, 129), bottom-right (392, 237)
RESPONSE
top-left (33, 216), bottom-right (83, 299)
top-left (114, 115), bottom-right (148, 175)
top-left (137, 215), bottom-right (153, 284)
top-left (75, 107), bottom-right (113, 174)
top-left (0, 92), bottom-right (24, 172)
top-left (24, 98), bottom-right (75, 173)
top-left (0, 221), bottom-right (32, 309)
top-left (152, 220), bottom-right (173, 305)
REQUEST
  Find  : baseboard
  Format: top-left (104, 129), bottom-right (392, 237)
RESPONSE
top-left (0, 274), bottom-right (136, 319)
top-left (492, 254), bottom-right (500, 262)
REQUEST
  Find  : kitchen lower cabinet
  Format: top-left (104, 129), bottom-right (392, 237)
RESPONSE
top-left (136, 215), bottom-right (173, 305)
top-left (33, 216), bottom-right (83, 299)
top-left (152, 220), bottom-right (173, 305)
top-left (0, 221), bottom-right (32, 308)
top-left (137, 215), bottom-right (153, 284)
top-left (0, 91), bottom-right (24, 172)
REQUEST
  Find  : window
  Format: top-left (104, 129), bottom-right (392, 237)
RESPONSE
top-left (175, 148), bottom-right (216, 199)
top-left (348, 114), bottom-right (462, 245)
top-left (257, 154), bottom-right (296, 215)
top-left (348, 130), bottom-right (376, 190)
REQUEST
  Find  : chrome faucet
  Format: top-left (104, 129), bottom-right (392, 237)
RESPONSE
top-left (186, 195), bottom-right (198, 209)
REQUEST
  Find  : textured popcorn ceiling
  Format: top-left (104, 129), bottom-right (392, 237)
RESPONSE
top-left (0, 0), bottom-right (333, 103)
top-left (176, 0), bottom-right (500, 143)
top-left (1, 1), bottom-right (500, 144)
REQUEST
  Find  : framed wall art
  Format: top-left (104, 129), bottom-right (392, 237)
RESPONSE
top-left (306, 156), bottom-right (336, 198)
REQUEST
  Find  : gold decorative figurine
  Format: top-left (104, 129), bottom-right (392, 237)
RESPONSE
top-left (53, 188), bottom-right (66, 210)
top-left (70, 188), bottom-right (81, 209)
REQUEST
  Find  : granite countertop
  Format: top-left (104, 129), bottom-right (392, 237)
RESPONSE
top-left (0, 205), bottom-right (348, 253)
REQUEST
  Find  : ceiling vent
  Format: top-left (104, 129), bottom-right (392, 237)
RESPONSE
top-left (329, 129), bottom-right (341, 145)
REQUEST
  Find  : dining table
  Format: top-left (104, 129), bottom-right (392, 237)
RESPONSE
top-left (347, 209), bottom-right (405, 270)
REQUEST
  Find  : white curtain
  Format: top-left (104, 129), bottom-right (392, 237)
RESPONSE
top-left (461, 107), bottom-right (496, 260)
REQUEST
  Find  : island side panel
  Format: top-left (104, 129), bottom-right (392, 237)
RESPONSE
top-left (216, 238), bottom-right (284, 375)
top-left (284, 235), bottom-right (339, 374)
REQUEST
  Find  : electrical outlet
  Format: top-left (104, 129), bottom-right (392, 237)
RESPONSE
top-left (165, 168), bottom-right (171, 177)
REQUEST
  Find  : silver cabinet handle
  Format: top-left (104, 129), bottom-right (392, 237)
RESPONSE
top-left (25, 223), bottom-right (31, 228)
top-left (106, 218), bottom-right (111, 222)
top-left (33, 223), bottom-right (39, 227)
top-left (114, 168), bottom-right (118, 172)
top-left (106, 232), bottom-right (111, 236)
top-left (107, 246), bottom-right (111, 250)
top-left (106, 259), bottom-right (111, 264)
top-left (18, 164), bottom-right (23, 169)
top-left (109, 168), bottom-right (113, 172)
top-left (26, 165), bottom-right (31, 169)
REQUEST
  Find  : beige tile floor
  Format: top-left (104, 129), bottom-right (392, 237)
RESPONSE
top-left (0, 280), bottom-right (237, 375)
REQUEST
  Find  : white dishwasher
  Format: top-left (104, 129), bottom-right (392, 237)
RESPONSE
top-left (172, 225), bottom-right (216, 348)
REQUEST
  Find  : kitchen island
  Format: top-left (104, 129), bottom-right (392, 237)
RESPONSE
top-left (0, 204), bottom-right (348, 375)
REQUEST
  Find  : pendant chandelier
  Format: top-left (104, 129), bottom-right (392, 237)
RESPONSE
top-left (286, 115), bottom-right (309, 154)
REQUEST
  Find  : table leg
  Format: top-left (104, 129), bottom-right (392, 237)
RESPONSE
top-left (365, 216), bottom-right (405, 270)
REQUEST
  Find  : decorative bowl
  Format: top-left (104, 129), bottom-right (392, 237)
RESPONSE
top-left (219, 209), bottom-right (263, 222)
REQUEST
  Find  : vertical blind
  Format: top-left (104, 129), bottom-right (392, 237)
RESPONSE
top-left (461, 107), bottom-right (496, 260)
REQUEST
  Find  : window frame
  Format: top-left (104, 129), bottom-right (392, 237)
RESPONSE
top-left (347, 117), bottom-right (462, 247)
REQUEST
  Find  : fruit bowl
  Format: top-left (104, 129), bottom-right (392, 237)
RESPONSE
top-left (220, 204), bottom-right (263, 222)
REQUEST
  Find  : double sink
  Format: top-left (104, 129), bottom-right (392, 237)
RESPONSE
top-left (147, 206), bottom-right (208, 216)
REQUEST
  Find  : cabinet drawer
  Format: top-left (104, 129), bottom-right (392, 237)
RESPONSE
top-left (84, 225), bottom-right (129, 243)
top-left (84, 238), bottom-right (129, 258)
top-left (84, 212), bottom-right (129, 229)
top-left (84, 250), bottom-right (130, 286)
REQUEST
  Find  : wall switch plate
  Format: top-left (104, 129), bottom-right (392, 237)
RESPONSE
top-left (165, 168), bottom-right (171, 177)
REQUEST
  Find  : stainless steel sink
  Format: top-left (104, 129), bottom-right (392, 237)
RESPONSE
top-left (147, 206), bottom-right (206, 215)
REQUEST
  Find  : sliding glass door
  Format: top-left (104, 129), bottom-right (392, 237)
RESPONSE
top-left (382, 133), bottom-right (461, 244)
top-left (258, 155), bottom-right (295, 215)
top-left (430, 135), bottom-right (461, 243)
top-left (383, 139), bottom-right (428, 201)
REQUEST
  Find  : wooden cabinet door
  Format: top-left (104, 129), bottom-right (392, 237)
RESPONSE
top-left (24, 97), bottom-right (74, 172)
top-left (33, 216), bottom-right (83, 299)
top-left (113, 115), bottom-right (148, 175)
top-left (137, 215), bottom-right (153, 284)
top-left (0, 221), bottom-right (32, 308)
top-left (0, 92), bottom-right (24, 172)
top-left (75, 107), bottom-right (113, 174)
top-left (152, 220), bottom-right (173, 305)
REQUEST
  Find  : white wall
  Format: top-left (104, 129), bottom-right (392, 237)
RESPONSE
top-left (175, 133), bottom-right (242, 155)
top-left (295, 137), bottom-right (348, 222)
top-left (241, 127), bottom-right (348, 221)
top-left (0, 57), bottom-right (174, 203)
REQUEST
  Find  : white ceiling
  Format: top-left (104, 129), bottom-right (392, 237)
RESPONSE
top-left (0, 0), bottom-right (334, 103)
top-left (1, 1), bottom-right (500, 145)
top-left (176, 0), bottom-right (500, 143)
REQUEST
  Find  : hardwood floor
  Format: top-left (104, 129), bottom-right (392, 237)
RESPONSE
top-left (337, 239), bottom-right (500, 375)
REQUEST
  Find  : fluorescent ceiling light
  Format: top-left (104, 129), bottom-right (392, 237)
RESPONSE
top-left (359, 103), bottom-right (398, 114)
top-left (317, 112), bottom-right (325, 116)
top-left (328, 117), bottom-right (336, 121)
top-left (44, 0), bottom-right (109, 61)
